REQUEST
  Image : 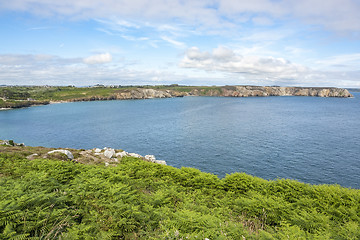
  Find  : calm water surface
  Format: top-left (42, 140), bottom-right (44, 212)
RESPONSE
top-left (1, 93), bottom-right (360, 188)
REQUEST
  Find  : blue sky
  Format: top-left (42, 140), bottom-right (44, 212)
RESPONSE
top-left (1, 0), bottom-right (360, 87)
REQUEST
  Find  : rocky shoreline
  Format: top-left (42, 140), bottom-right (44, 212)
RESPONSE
top-left (0, 140), bottom-right (166, 166)
top-left (61, 86), bottom-right (354, 102)
top-left (0, 85), bottom-right (353, 110)
top-left (194, 86), bottom-right (353, 98)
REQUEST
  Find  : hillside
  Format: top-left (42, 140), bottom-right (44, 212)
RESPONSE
top-left (0, 142), bottom-right (359, 239)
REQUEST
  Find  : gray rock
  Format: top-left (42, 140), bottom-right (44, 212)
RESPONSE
top-left (94, 148), bottom-right (102, 153)
top-left (1, 140), bottom-right (11, 146)
top-left (104, 148), bottom-right (115, 158)
top-left (154, 160), bottom-right (167, 165)
top-left (26, 153), bottom-right (39, 160)
top-left (128, 153), bottom-right (142, 158)
top-left (47, 150), bottom-right (74, 159)
top-left (115, 151), bottom-right (127, 158)
top-left (145, 155), bottom-right (156, 162)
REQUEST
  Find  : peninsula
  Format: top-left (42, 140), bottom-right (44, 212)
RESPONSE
top-left (0, 85), bottom-right (353, 109)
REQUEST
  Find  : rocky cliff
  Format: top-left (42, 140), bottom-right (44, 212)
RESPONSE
top-left (1, 86), bottom-right (353, 110)
top-left (67, 86), bottom-right (352, 102)
top-left (69, 89), bottom-right (187, 102)
top-left (188, 86), bottom-right (353, 98)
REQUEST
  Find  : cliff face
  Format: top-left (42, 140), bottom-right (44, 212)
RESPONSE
top-left (188, 86), bottom-right (353, 98)
top-left (69, 89), bottom-right (188, 102)
top-left (67, 86), bottom-right (352, 102)
top-left (1, 86), bottom-right (352, 110)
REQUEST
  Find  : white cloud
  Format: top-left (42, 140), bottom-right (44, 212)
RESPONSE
top-left (179, 46), bottom-right (360, 87)
top-left (252, 16), bottom-right (273, 26)
top-left (2, 0), bottom-right (360, 35)
top-left (121, 35), bottom-right (149, 41)
top-left (160, 36), bottom-right (186, 49)
top-left (83, 53), bottom-right (112, 64)
top-left (95, 18), bottom-right (188, 48)
top-left (0, 54), bottom-right (81, 66)
top-left (240, 29), bottom-right (295, 43)
top-left (315, 53), bottom-right (360, 70)
top-left (288, 0), bottom-right (360, 34)
top-left (0, 53), bottom-right (187, 86)
top-left (180, 46), bottom-right (307, 79)
top-left (1, 52), bottom-right (360, 87)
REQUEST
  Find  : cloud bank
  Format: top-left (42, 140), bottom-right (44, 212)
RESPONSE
top-left (180, 46), bottom-right (360, 87)
top-left (1, 0), bottom-right (360, 35)
top-left (83, 53), bottom-right (112, 64)
top-left (180, 46), bottom-right (308, 80)
top-left (1, 52), bottom-right (360, 87)
top-left (0, 53), bottom-right (186, 86)
top-left (1, 1), bottom-right (359, 87)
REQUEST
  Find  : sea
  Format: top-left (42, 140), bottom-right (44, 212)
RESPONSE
top-left (1, 93), bottom-right (359, 189)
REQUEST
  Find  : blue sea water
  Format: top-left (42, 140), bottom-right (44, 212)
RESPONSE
top-left (1, 93), bottom-right (360, 188)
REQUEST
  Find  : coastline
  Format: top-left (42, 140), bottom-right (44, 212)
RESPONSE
top-left (0, 85), bottom-right (354, 110)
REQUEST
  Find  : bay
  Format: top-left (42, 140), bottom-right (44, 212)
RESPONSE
top-left (1, 93), bottom-right (360, 188)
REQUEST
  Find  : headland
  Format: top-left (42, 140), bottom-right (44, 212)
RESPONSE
top-left (0, 85), bottom-right (353, 109)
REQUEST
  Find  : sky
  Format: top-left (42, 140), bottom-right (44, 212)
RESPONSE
top-left (0, 0), bottom-right (360, 87)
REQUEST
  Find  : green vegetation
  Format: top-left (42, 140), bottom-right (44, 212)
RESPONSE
top-left (153, 85), bottom-right (223, 94)
top-left (0, 86), bottom-right (122, 101)
top-left (0, 98), bottom-right (49, 109)
top-left (0, 85), bottom-right (225, 108)
top-left (1, 145), bottom-right (359, 239)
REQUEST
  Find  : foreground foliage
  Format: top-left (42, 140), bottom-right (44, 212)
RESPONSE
top-left (0, 151), bottom-right (359, 239)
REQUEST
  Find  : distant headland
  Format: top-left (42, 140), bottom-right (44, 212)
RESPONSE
top-left (0, 85), bottom-right (353, 109)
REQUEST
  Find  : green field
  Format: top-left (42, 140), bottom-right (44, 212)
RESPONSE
top-left (0, 85), bottom-right (224, 108)
top-left (0, 85), bottom-right (222, 100)
top-left (0, 144), bottom-right (359, 239)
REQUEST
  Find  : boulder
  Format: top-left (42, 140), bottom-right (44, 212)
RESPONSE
top-left (26, 153), bottom-right (39, 160)
top-left (145, 155), bottom-right (156, 162)
top-left (104, 148), bottom-right (115, 158)
top-left (128, 153), bottom-right (142, 158)
top-left (154, 160), bottom-right (167, 165)
top-left (1, 140), bottom-right (13, 146)
top-left (115, 151), bottom-right (127, 158)
top-left (94, 148), bottom-right (102, 153)
top-left (47, 150), bottom-right (74, 160)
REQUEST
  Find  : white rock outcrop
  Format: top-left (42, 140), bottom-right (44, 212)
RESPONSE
top-left (104, 148), bottom-right (115, 158)
top-left (47, 150), bottom-right (74, 159)
top-left (145, 155), bottom-right (156, 162)
top-left (154, 160), bottom-right (167, 165)
top-left (26, 153), bottom-right (39, 160)
top-left (128, 153), bottom-right (142, 158)
top-left (115, 151), bottom-right (127, 158)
